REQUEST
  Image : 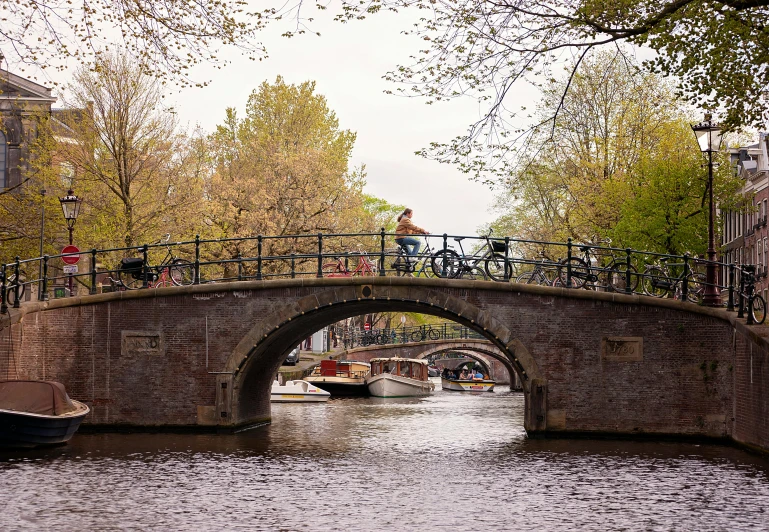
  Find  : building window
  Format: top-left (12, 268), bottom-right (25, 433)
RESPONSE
top-left (0, 130), bottom-right (6, 189)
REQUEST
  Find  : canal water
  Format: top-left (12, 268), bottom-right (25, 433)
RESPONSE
top-left (1, 383), bottom-right (768, 530)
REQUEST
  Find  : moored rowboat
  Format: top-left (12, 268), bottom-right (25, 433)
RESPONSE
top-left (0, 380), bottom-right (89, 448)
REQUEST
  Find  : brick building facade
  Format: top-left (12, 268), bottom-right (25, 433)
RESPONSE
top-left (724, 135), bottom-right (769, 304)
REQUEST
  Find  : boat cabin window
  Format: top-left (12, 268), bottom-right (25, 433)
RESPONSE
top-left (399, 361), bottom-right (412, 377)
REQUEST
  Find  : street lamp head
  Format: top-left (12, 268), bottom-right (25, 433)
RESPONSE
top-left (691, 114), bottom-right (723, 153)
top-left (59, 189), bottom-right (82, 224)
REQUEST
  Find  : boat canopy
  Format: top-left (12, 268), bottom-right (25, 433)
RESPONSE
top-left (0, 380), bottom-right (77, 415)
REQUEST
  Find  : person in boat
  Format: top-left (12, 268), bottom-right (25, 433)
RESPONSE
top-left (459, 369), bottom-right (469, 380)
top-left (473, 370), bottom-right (484, 381)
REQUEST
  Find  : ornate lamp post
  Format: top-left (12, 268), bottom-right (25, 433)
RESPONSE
top-left (691, 114), bottom-right (723, 307)
top-left (59, 189), bottom-right (82, 294)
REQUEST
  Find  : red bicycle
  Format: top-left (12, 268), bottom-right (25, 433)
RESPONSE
top-left (322, 249), bottom-right (378, 277)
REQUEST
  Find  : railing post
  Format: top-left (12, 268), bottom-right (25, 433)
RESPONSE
top-left (566, 238), bottom-right (573, 288)
top-left (380, 227), bottom-right (386, 276)
top-left (13, 257), bottom-right (20, 308)
top-left (194, 234), bottom-right (201, 285)
top-left (681, 254), bottom-right (690, 302)
top-left (317, 233), bottom-right (323, 278)
top-left (256, 235), bottom-right (263, 281)
top-left (504, 236), bottom-right (510, 281)
top-left (237, 254), bottom-right (243, 281)
top-left (727, 263), bottom-right (735, 312)
top-left (291, 253), bottom-right (296, 279)
top-left (41, 256), bottom-right (49, 301)
top-left (142, 245), bottom-right (149, 288)
top-left (443, 322), bottom-right (447, 340)
top-left (1, 264), bottom-right (7, 314)
top-left (442, 233), bottom-right (448, 277)
top-left (89, 249), bottom-right (98, 295)
top-left (737, 270), bottom-right (745, 318)
top-left (625, 248), bottom-right (632, 294)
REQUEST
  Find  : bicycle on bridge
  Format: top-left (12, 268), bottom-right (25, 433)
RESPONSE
top-left (557, 238), bottom-right (639, 292)
top-left (429, 229), bottom-right (512, 281)
top-left (737, 265), bottom-right (766, 324)
top-left (641, 256), bottom-right (706, 303)
top-left (111, 234), bottom-right (195, 290)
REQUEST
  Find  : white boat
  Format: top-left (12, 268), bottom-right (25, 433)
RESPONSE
top-left (441, 377), bottom-right (495, 392)
top-left (271, 380), bottom-right (331, 403)
top-left (366, 358), bottom-right (435, 398)
top-left (304, 359), bottom-right (371, 397)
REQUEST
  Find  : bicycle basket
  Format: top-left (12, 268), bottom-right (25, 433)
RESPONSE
top-left (491, 241), bottom-right (506, 253)
top-left (120, 257), bottom-right (145, 279)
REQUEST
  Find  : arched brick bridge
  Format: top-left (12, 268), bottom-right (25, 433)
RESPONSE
top-left (337, 339), bottom-right (520, 386)
top-left (0, 276), bottom-right (766, 449)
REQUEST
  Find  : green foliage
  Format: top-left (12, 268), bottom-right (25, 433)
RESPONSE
top-left (363, 194), bottom-right (405, 233)
top-left (487, 52), bottom-right (744, 257)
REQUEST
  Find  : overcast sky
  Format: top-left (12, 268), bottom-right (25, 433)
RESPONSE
top-left (162, 7), bottom-right (533, 238)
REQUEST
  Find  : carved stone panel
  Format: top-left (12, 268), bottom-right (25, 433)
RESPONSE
top-left (601, 336), bottom-right (643, 362)
top-left (121, 330), bottom-right (164, 357)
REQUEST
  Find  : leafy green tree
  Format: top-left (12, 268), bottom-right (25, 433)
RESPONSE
top-left (204, 76), bottom-right (371, 276)
top-left (487, 52), bottom-right (743, 257)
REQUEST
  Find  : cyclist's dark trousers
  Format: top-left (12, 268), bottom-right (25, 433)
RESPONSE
top-left (396, 237), bottom-right (420, 257)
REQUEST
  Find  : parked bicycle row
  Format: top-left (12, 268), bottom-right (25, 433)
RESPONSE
top-left (0, 230), bottom-right (754, 315)
top-left (341, 323), bottom-right (485, 348)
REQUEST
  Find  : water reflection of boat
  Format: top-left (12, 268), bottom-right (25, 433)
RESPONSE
top-left (304, 360), bottom-right (371, 397)
top-left (441, 377), bottom-right (495, 392)
top-left (366, 358), bottom-right (435, 398)
top-left (271, 380), bottom-right (331, 403)
top-left (0, 380), bottom-right (89, 448)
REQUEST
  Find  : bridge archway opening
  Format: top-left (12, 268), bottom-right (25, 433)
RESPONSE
top-left (224, 286), bottom-right (543, 431)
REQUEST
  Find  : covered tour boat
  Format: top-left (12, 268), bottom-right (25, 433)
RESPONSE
top-left (0, 380), bottom-right (90, 448)
top-left (366, 358), bottom-right (435, 398)
top-left (271, 379), bottom-right (331, 403)
top-left (304, 359), bottom-right (371, 397)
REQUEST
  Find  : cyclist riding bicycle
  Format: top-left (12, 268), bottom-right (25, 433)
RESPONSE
top-left (395, 208), bottom-right (430, 267)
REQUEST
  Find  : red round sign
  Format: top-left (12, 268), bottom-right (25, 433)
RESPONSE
top-left (61, 245), bottom-right (80, 265)
top-left (364, 323), bottom-right (371, 331)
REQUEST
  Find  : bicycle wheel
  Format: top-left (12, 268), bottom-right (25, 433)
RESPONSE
top-left (430, 249), bottom-right (462, 278)
top-left (484, 253), bottom-right (513, 282)
top-left (685, 272), bottom-right (706, 303)
top-left (751, 295), bottom-right (767, 324)
top-left (458, 265), bottom-right (487, 281)
top-left (411, 330), bottom-right (425, 342)
top-left (169, 259), bottom-right (195, 286)
top-left (609, 262), bottom-right (639, 293)
top-left (322, 261), bottom-right (349, 278)
top-left (117, 269), bottom-right (145, 289)
top-left (515, 271), bottom-right (538, 285)
top-left (557, 257), bottom-right (590, 289)
top-left (6, 281), bottom-right (25, 306)
top-left (427, 328), bottom-right (440, 340)
top-left (642, 266), bottom-right (669, 298)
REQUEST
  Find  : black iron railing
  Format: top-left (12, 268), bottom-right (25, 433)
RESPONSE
top-left (341, 323), bottom-right (486, 348)
top-left (0, 230), bottom-right (759, 323)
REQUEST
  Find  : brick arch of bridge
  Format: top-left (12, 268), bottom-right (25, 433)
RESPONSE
top-left (223, 284), bottom-right (541, 430)
top-left (337, 340), bottom-right (515, 384)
